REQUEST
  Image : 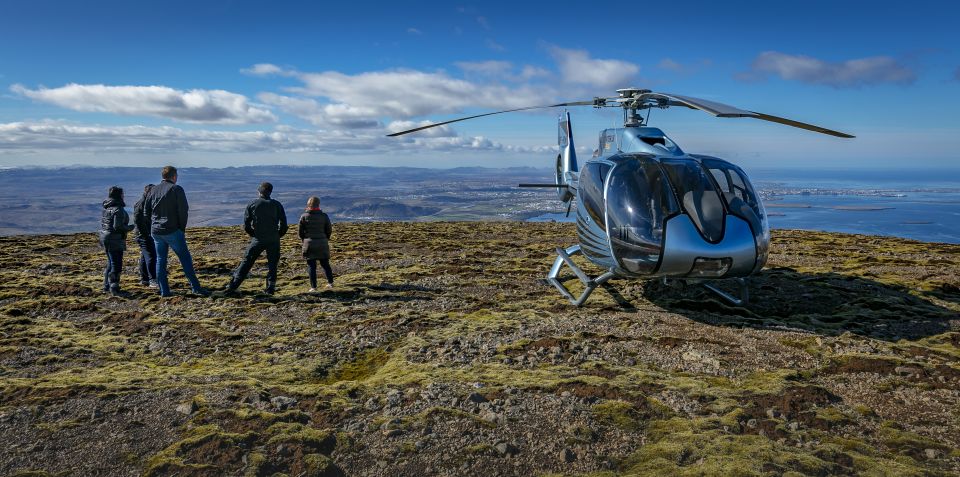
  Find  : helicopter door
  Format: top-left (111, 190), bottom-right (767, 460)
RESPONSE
top-left (605, 157), bottom-right (679, 274)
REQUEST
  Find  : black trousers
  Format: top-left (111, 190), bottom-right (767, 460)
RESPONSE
top-left (307, 259), bottom-right (333, 287)
top-left (103, 249), bottom-right (124, 291)
top-left (231, 238), bottom-right (281, 291)
top-left (137, 236), bottom-right (157, 283)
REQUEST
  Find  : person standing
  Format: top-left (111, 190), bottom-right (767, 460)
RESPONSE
top-left (298, 196), bottom-right (333, 292)
top-left (99, 186), bottom-right (135, 296)
top-left (145, 166), bottom-right (209, 297)
top-left (133, 184), bottom-right (157, 288)
top-left (226, 182), bottom-right (288, 295)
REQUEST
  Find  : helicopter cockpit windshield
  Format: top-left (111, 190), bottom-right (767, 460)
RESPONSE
top-left (606, 156), bottom-right (679, 274)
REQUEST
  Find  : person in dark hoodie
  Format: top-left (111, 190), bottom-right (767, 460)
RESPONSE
top-left (100, 186), bottom-right (135, 296)
top-left (298, 196), bottom-right (333, 292)
top-left (133, 184), bottom-right (157, 288)
top-left (225, 182), bottom-right (288, 295)
top-left (144, 166), bottom-right (209, 297)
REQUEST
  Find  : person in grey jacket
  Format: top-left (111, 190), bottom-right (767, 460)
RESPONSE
top-left (100, 186), bottom-right (135, 296)
top-left (298, 196), bottom-right (333, 291)
top-left (226, 182), bottom-right (288, 295)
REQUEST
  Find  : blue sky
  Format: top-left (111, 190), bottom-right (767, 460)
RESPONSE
top-left (1, 0), bottom-right (958, 170)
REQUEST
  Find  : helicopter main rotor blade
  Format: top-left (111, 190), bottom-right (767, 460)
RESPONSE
top-left (386, 101), bottom-right (595, 137)
top-left (643, 92), bottom-right (854, 138)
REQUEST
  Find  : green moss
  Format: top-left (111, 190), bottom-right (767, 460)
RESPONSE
top-left (593, 400), bottom-right (644, 432)
top-left (320, 347), bottom-right (390, 384)
top-left (815, 407), bottom-right (852, 425)
top-left (621, 418), bottom-right (834, 476)
top-left (143, 425), bottom-right (255, 477)
top-left (465, 443), bottom-right (493, 454)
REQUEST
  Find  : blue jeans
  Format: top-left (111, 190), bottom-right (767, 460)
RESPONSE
top-left (153, 229), bottom-right (202, 295)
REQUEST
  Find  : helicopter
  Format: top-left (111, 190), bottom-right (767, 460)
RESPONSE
top-left (388, 88), bottom-right (854, 306)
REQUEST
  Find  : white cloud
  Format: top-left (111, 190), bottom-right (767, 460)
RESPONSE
top-left (11, 83), bottom-right (276, 124)
top-left (742, 51), bottom-right (915, 87)
top-left (456, 61), bottom-right (550, 82)
top-left (406, 27), bottom-right (422, 35)
top-left (456, 60), bottom-right (513, 77)
top-left (0, 120), bottom-right (550, 155)
top-left (548, 46), bottom-right (640, 89)
top-left (258, 93), bottom-right (381, 129)
top-left (275, 68), bottom-right (552, 118)
top-left (241, 63), bottom-right (290, 76)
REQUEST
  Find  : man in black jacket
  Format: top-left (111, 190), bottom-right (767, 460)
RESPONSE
top-left (144, 166), bottom-right (209, 297)
top-left (226, 182), bottom-right (288, 295)
top-left (133, 184), bottom-right (158, 288)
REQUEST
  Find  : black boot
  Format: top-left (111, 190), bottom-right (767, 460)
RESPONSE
top-left (265, 279), bottom-right (276, 295)
top-left (224, 278), bottom-right (242, 296)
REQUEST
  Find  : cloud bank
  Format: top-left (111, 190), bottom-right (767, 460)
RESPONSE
top-left (0, 120), bottom-right (550, 156)
top-left (11, 84), bottom-right (277, 124)
top-left (741, 51), bottom-right (915, 87)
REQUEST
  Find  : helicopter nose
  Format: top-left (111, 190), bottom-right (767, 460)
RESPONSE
top-left (657, 214), bottom-right (757, 278)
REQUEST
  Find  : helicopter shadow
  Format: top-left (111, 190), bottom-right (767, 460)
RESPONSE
top-left (626, 267), bottom-right (958, 342)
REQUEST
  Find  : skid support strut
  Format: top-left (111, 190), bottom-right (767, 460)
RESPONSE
top-left (547, 245), bottom-right (616, 306)
top-left (702, 277), bottom-right (750, 306)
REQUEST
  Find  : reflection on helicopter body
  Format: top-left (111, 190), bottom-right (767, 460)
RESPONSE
top-left (575, 145), bottom-right (770, 281)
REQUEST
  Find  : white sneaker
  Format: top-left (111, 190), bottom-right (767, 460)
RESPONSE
top-left (308, 288), bottom-right (317, 293)
top-left (325, 283), bottom-right (333, 289)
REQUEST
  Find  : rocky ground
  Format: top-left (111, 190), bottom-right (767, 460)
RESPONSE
top-left (0, 222), bottom-right (958, 476)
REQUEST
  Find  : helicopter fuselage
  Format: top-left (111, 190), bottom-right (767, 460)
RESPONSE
top-left (569, 126), bottom-right (770, 281)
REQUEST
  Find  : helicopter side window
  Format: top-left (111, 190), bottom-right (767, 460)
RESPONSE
top-left (701, 158), bottom-right (765, 238)
top-left (710, 169), bottom-right (730, 193)
top-left (606, 157), bottom-right (677, 274)
top-left (579, 162), bottom-right (610, 230)
top-left (701, 159), bottom-right (760, 214)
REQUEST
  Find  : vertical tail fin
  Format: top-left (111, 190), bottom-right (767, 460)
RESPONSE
top-left (555, 111), bottom-right (578, 202)
top-left (559, 111), bottom-right (578, 174)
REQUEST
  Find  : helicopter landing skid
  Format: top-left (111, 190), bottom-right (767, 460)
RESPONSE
top-left (668, 277), bottom-right (749, 306)
top-left (547, 245), bottom-right (617, 306)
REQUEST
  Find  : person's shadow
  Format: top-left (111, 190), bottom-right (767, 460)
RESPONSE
top-left (597, 267), bottom-right (956, 341)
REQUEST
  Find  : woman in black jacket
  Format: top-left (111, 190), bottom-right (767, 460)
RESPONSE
top-left (298, 196), bottom-right (333, 292)
top-left (100, 186), bottom-right (135, 295)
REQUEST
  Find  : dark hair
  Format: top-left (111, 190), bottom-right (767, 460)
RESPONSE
top-left (143, 183), bottom-right (155, 193)
top-left (161, 166), bottom-right (177, 180)
top-left (108, 186), bottom-right (123, 201)
top-left (258, 182), bottom-right (273, 197)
